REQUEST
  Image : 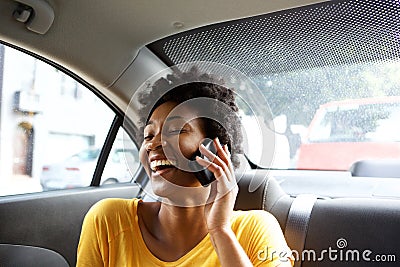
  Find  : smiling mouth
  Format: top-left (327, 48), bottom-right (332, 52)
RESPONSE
top-left (150, 159), bottom-right (177, 172)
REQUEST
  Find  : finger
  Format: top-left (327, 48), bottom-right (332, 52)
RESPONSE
top-left (199, 139), bottom-right (230, 172)
top-left (196, 156), bottom-right (234, 188)
top-left (214, 138), bottom-right (234, 175)
top-left (214, 138), bottom-right (227, 161)
top-left (198, 145), bottom-right (232, 181)
top-left (224, 144), bottom-right (235, 175)
top-left (196, 156), bottom-right (227, 181)
top-left (199, 143), bottom-right (216, 161)
top-left (195, 155), bottom-right (223, 178)
top-left (223, 144), bottom-right (231, 156)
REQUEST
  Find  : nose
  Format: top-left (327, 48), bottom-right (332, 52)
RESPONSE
top-left (145, 134), bottom-right (166, 152)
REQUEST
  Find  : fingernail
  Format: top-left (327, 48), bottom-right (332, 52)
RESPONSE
top-left (216, 138), bottom-right (222, 147)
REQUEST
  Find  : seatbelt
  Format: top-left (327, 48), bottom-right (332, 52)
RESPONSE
top-left (284, 194), bottom-right (317, 267)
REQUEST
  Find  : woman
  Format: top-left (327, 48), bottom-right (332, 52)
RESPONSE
top-left (77, 68), bottom-right (293, 266)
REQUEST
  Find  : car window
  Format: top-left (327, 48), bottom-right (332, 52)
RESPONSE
top-left (147, 0), bottom-right (400, 172)
top-left (254, 63), bottom-right (400, 171)
top-left (0, 44), bottom-right (130, 196)
top-left (309, 100), bottom-right (400, 143)
top-left (100, 127), bottom-right (140, 185)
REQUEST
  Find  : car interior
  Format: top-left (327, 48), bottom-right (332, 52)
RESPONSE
top-left (0, 0), bottom-right (399, 266)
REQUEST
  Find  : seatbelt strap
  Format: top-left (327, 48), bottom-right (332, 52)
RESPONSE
top-left (284, 194), bottom-right (317, 267)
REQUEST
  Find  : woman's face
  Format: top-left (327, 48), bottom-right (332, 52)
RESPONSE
top-left (140, 101), bottom-right (207, 192)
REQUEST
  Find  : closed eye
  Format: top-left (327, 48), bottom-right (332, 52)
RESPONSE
top-left (167, 129), bottom-right (187, 135)
top-left (144, 134), bottom-right (154, 141)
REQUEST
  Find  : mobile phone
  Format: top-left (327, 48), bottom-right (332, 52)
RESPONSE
top-left (189, 139), bottom-right (217, 186)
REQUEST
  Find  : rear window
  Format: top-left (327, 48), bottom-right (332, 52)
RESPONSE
top-left (309, 101), bottom-right (400, 143)
top-left (148, 0), bottom-right (400, 171)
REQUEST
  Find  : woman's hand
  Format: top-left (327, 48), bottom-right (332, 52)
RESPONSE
top-left (196, 139), bottom-right (254, 267)
top-left (196, 137), bottom-right (238, 233)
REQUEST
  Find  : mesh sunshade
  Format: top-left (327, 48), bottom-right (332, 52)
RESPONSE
top-left (148, 0), bottom-right (400, 76)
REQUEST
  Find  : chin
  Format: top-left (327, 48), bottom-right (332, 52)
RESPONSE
top-left (150, 177), bottom-right (211, 208)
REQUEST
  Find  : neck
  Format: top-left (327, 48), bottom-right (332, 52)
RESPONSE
top-left (156, 180), bottom-right (212, 208)
top-left (139, 201), bottom-right (209, 260)
top-left (138, 201), bottom-right (209, 262)
top-left (157, 202), bottom-right (208, 241)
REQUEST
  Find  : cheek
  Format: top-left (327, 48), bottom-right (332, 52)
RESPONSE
top-left (178, 137), bottom-right (202, 159)
top-left (139, 144), bottom-right (150, 172)
top-left (161, 136), bottom-right (194, 160)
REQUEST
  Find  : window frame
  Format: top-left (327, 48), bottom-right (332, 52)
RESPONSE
top-left (0, 40), bottom-right (142, 192)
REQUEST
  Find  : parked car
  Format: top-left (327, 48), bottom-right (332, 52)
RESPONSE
top-left (297, 97), bottom-right (400, 170)
top-left (41, 147), bottom-right (139, 190)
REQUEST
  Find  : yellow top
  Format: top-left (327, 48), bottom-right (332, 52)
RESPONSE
top-left (77, 198), bottom-right (293, 266)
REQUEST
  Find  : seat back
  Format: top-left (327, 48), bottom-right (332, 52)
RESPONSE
top-left (0, 244), bottom-right (69, 267)
top-left (234, 170), bottom-right (293, 230)
top-left (302, 198), bottom-right (400, 267)
top-left (235, 169), bottom-right (400, 267)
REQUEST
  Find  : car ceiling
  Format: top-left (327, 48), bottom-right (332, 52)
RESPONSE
top-left (0, 0), bottom-right (327, 105)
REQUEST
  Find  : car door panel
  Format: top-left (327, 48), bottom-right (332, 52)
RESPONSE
top-left (0, 184), bottom-right (140, 266)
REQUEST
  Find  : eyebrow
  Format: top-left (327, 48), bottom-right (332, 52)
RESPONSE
top-left (166, 115), bottom-right (185, 122)
top-left (145, 115), bottom-right (185, 127)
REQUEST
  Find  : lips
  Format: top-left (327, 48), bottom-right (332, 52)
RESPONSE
top-left (150, 159), bottom-right (177, 172)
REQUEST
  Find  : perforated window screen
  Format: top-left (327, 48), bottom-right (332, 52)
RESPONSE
top-left (148, 0), bottom-right (400, 76)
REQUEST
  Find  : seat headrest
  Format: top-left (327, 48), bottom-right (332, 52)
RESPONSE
top-left (234, 170), bottom-right (287, 211)
top-left (350, 159), bottom-right (400, 178)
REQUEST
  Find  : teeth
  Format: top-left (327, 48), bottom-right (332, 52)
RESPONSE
top-left (150, 159), bottom-right (176, 171)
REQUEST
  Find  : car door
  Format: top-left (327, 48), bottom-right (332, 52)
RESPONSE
top-left (0, 43), bottom-right (145, 266)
